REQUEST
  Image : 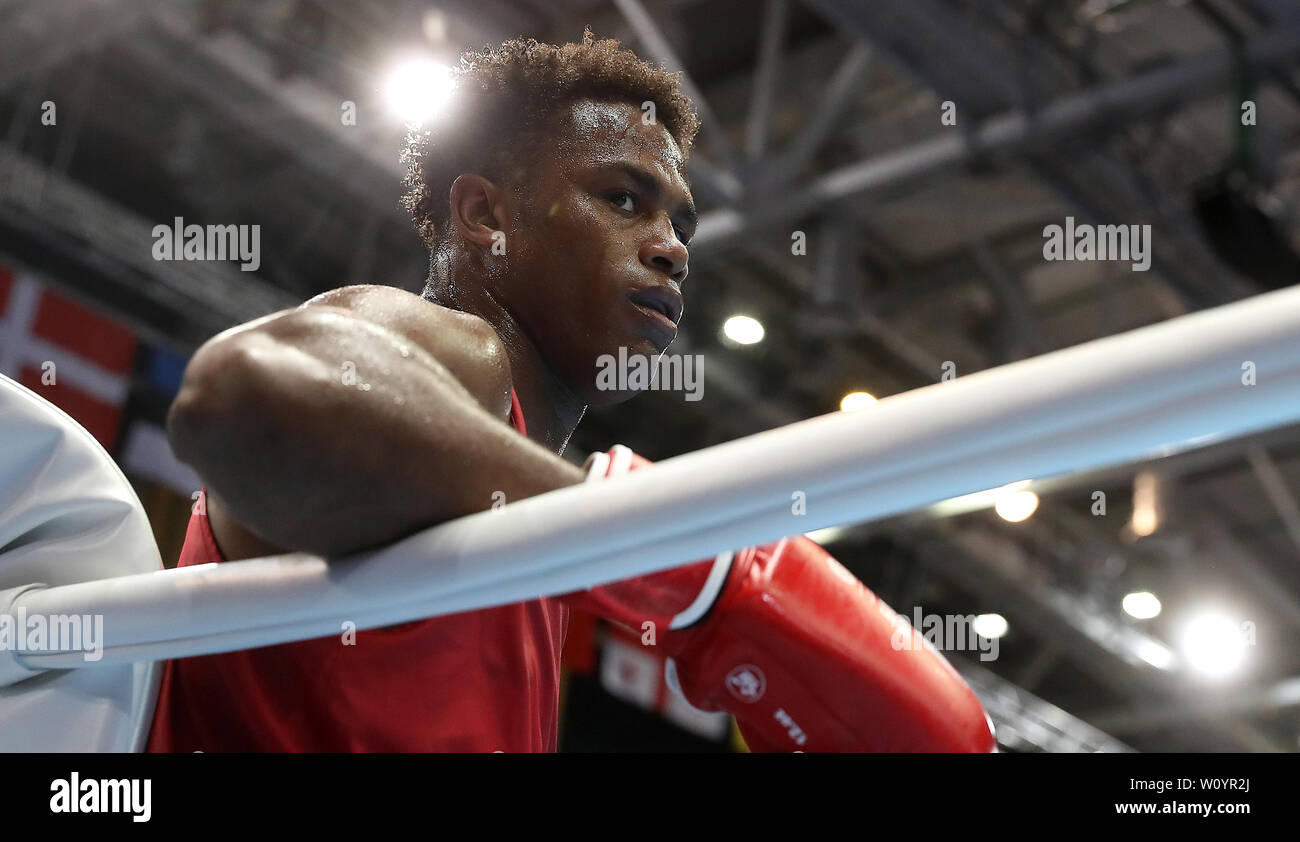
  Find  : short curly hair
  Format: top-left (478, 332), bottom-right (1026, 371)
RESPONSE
top-left (400, 30), bottom-right (700, 252)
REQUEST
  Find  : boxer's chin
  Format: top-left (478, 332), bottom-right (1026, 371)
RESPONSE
top-left (588, 344), bottom-right (668, 406)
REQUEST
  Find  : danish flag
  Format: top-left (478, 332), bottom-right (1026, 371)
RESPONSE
top-left (0, 264), bottom-right (137, 448)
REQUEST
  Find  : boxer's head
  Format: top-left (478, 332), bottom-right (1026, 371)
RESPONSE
top-left (402, 31), bottom-right (699, 405)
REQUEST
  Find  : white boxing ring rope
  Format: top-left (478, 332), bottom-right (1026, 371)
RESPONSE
top-left (2, 285), bottom-right (1300, 695)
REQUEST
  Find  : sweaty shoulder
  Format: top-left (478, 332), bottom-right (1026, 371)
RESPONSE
top-left (199, 284), bottom-right (513, 562)
top-left (305, 284), bottom-right (513, 422)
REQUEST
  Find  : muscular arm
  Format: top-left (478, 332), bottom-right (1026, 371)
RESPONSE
top-left (166, 284), bottom-right (585, 559)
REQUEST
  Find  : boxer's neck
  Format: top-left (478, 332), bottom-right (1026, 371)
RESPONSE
top-left (425, 274), bottom-right (585, 455)
top-left (500, 330), bottom-right (586, 455)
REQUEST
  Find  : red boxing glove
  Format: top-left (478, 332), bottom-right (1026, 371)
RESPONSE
top-left (562, 445), bottom-right (996, 753)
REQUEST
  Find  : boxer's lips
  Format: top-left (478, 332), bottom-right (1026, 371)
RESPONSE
top-left (627, 303), bottom-right (678, 352)
top-left (627, 302), bottom-right (679, 353)
top-left (628, 300), bottom-right (679, 339)
top-left (627, 286), bottom-right (683, 327)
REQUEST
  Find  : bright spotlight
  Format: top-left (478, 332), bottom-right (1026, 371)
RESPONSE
top-left (1123, 591), bottom-right (1162, 620)
top-left (384, 58), bottom-right (454, 125)
top-left (972, 613), bottom-right (1008, 639)
top-left (1180, 612), bottom-right (1248, 678)
top-left (839, 391), bottom-right (877, 412)
top-left (722, 315), bottom-right (764, 345)
top-left (994, 489), bottom-right (1039, 522)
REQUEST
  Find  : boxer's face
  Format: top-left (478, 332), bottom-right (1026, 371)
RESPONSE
top-left (501, 98), bottom-right (695, 405)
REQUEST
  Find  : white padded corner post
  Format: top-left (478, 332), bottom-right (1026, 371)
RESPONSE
top-left (0, 373), bottom-right (162, 751)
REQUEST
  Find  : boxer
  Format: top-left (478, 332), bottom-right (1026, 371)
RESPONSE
top-left (147, 31), bottom-right (993, 752)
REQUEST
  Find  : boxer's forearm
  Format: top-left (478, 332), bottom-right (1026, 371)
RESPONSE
top-left (167, 305), bottom-right (585, 556)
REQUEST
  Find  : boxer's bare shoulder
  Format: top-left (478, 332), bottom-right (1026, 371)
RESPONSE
top-left (178, 283), bottom-right (514, 562)
top-left (303, 284), bottom-right (513, 422)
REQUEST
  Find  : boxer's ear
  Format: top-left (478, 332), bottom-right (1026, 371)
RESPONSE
top-left (448, 173), bottom-right (508, 251)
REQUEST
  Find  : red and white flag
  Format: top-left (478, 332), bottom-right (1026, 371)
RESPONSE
top-left (0, 264), bottom-right (137, 448)
top-left (599, 623), bottom-right (732, 741)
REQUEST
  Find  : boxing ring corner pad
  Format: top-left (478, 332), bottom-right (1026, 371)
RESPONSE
top-left (0, 373), bottom-right (162, 751)
top-left (2, 283), bottom-right (1300, 751)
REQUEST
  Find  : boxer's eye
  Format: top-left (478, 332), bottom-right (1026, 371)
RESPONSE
top-left (609, 191), bottom-right (636, 213)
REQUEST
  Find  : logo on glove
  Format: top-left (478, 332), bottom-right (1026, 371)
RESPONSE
top-left (724, 664), bottom-right (767, 703)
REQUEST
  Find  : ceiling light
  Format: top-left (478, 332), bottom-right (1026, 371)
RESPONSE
top-left (383, 57), bottom-right (454, 125)
top-left (722, 314), bottom-right (764, 345)
top-left (1180, 611), bottom-right (1248, 679)
top-left (839, 391), bottom-right (877, 412)
top-left (972, 613), bottom-right (1008, 639)
top-left (994, 489), bottom-right (1039, 522)
top-left (1122, 591), bottom-right (1162, 620)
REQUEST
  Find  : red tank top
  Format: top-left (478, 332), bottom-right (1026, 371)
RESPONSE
top-left (146, 389), bottom-right (570, 752)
